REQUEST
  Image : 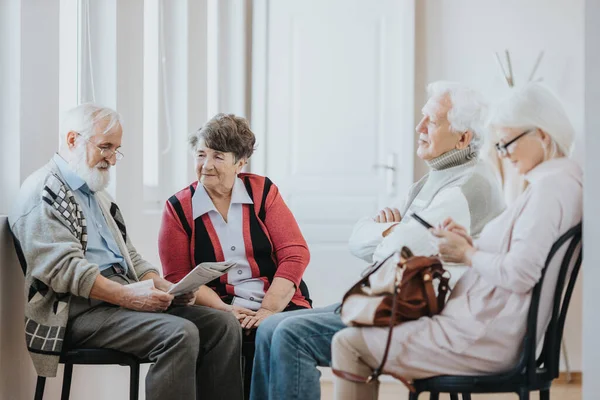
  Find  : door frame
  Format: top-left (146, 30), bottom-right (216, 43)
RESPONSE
top-left (250, 0), bottom-right (269, 176)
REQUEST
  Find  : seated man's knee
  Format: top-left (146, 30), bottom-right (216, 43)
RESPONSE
top-left (270, 316), bottom-right (304, 346)
top-left (224, 310), bottom-right (242, 331)
top-left (255, 313), bottom-right (284, 345)
top-left (216, 310), bottom-right (243, 343)
top-left (169, 319), bottom-right (201, 353)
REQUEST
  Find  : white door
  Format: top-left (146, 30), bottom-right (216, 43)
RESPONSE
top-left (252, 0), bottom-right (416, 307)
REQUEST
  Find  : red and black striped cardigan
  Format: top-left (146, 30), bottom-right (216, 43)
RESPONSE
top-left (158, 173), bottom-right (312, 309)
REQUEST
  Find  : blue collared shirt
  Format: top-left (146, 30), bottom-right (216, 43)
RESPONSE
top-left (53, 154), bottom-right (126, 273)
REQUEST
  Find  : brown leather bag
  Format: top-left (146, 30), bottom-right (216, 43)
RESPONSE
top-left (332, 246), bottom-right (450, 390)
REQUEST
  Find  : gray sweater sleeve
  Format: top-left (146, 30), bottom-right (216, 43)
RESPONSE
top-left (459, 165), bottom-right (506, 238)
top-left (12, 201), bottom-right (100, 298)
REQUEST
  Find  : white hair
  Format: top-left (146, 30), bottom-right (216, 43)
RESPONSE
top-left (487, 83), bottom-right (574, 157)
top-left (59, 103), bottom-right (122, 150)
top-left (425, 81), bottom-right (489, 153)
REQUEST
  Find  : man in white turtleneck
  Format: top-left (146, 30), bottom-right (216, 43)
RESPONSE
top-left (349, 81), bottom-right (505, 286)
top-left (249, 82), bottom-right (505, 400)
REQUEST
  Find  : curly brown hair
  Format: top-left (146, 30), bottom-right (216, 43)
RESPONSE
top-left (188, 113), bottom-right (256, 161)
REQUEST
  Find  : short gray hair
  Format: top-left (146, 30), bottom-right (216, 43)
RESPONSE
top-left (59, 103), bottom-right (121, 149)
top-left (487, 83), bottom-right (575, 156)
top-left (189, 113), bottom-right (256, 161)
top-left (426, 81), bottom-right (489, 153)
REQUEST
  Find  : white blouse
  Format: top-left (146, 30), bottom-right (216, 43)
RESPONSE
top-left (192, 178), bottom-right (267, 310)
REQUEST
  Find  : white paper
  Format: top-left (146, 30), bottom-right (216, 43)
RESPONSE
top-left (167, 261), bottom-right (236, 296)
top-left (126, 279), bottom-right (155, 291)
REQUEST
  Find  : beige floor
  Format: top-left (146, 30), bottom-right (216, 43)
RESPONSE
top-left (320, 382), bottom-right (581, 400)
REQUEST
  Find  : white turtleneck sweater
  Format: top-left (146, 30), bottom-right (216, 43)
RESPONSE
top-left (348, 147), bottom-right (505, 286)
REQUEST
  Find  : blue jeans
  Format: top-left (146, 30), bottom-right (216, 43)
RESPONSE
top-left (249, 303), bottom-right (346, 400)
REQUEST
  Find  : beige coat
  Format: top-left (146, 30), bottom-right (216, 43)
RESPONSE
top-left (360, 157), bottom-right (582, 380)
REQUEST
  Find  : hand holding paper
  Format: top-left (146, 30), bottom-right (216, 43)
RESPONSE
top-left (120, 280), bottom-right (173, 312)
top-left (167, 261), bottom-right (237, 296)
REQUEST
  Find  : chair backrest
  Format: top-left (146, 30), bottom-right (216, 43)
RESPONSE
top-left (8, 225), bottom-right (28, 276)
top-left (512, 222), bottom-right (583, 383)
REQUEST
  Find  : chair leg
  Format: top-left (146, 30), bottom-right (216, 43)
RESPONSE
top-left (241, 339), bottom-right (255, 400)
top-left (34, 376), bottom-right (46, 400)
top-left (449, 394), bottom-right (457, 400)
top-left (130, 363), bottom-right (140, 400)
top-left (540, 389), bottom-right (550, 400)
top-left (408, 392), bottom-right (420, 400)
top-left (60, 363), bottom-right (73, 400)
top-left (462, 394), bottom-right (472, 400)
top-left (518, 388), bottom-right (530, 400)
top-left (430, 392), bottom-right (440, 400)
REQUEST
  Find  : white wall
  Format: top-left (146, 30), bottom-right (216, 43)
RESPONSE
top-left (414, 0), bottom-right (585, 179)
top-left (415, 0), bottom-right (585, 372)
top-left (0, 0), bottom-right (21, 216)
top-left (0, 0), bottom-right (61, 216)
top-left (583, 0), bottom-right (600, 396)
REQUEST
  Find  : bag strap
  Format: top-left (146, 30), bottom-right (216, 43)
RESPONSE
top-left (423, 270), bottom-right (439, 316)
top-left (339, 253), bottom-right (397, 306)
top-left (437, 274), bottom-right (450, 311)
top-left (332, 368), bottom-right (416, 393)
top-left (331, 285), bottom-right (399, 384)
top-left (423, 266), bottom-right (451, 315)
top-left (331, 282), bottom-right (416, 392)
top-left (371, 285), bottom-right (399, 379)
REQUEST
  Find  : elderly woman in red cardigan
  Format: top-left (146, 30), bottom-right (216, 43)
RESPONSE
top-left (158, 113), bottom-right (311, 396)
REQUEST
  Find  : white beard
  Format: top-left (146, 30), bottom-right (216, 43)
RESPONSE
top-left (69, 142), bottom-right (111, 192)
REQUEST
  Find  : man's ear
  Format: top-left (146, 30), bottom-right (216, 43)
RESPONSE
top-left (66, 131), bottom-right (78, 149)
top-left (456, 130), bottom-right (474, 150)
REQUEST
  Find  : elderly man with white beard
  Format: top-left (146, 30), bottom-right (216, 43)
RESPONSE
top-left (9, 104), bottom-right (244, 400)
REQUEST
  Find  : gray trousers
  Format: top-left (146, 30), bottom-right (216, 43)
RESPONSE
top-left (66, 276), bottom-right (243, 400)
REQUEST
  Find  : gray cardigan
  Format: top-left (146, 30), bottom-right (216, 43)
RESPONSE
top-left (9, 159), bottom-right (159, 377)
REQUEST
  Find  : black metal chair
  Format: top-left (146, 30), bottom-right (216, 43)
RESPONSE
top-left (35, 338), bottom-right (256, 400)
top-left (407, 222), bottom-right (582, 400)
top-left (35, 349), bottom-right (148, 400)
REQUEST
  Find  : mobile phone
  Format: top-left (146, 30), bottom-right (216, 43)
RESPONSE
top-left (411, 213), bottom-right (434, 229)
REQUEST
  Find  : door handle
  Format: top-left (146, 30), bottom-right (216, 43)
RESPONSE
top-left (372, 164), bottom-right (396, 171)
top-left (372, 153), bottom-right (397, 196)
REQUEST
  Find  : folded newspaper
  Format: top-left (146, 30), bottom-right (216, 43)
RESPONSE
top-left (168, 261), bottom-right (237, 296)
